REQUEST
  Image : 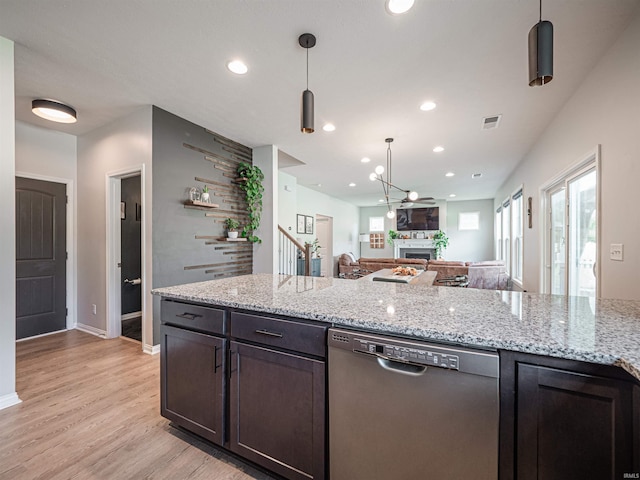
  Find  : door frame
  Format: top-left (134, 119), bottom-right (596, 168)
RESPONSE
top-left (15, 171), bottom-right (75, 332)
top-left (106, 165), bottom-right (149, 350)
top-left (539, 145), bottom-right (601, 296)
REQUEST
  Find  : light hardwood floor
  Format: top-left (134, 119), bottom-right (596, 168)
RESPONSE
top-left (0, 330), bottom-right (275, 480)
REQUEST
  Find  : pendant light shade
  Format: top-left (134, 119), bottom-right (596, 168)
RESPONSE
top-left (301, 89), bottom-right (314, 133)
top-left (299, 33), bottom-right (316, 133)
top-left (528, 0), bottom-right (553, 86)
top-left (32, 99), bottom-right (77, 123)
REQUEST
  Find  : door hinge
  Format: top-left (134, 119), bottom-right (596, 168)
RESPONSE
top-left (66, 307), bottom-right (68, 317)
top-left (66, 195), bottom-right (68, 204)
top-left (66, 251), bottom-right (68, 260)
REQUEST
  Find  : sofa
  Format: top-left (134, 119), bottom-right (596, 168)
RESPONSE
top-left (338, 253), bottom-right (428, 276)
top-left (428, 259), bottom-right (509, 290)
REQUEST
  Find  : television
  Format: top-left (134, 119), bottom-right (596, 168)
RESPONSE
top-left (396, 207), bottom-right (439, 231)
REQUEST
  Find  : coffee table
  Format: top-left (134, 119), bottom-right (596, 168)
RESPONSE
top-left (358, 268), bottom-right (437, 286)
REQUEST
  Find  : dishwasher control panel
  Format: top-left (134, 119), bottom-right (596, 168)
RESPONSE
top-left (354, 338), bottom-right (460, 370)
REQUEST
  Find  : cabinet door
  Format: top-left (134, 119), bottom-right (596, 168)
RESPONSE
top-left (516, 363), bottom-right (634, 480)
top-left (229, 341), bottom-right (325, 480)
top-left (161, 325), bottom-right (225, 445)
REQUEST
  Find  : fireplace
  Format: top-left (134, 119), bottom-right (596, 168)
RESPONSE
top-left (405, 252), bottom-right (431, 260)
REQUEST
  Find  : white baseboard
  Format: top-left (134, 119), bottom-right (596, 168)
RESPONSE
top-left (0, 392), bottom-right (22, 411)
top-left (144, 344), bottom-right (160, 355)
top-left (121, 311), bottom-right (142, 321)
top-left (75, 323), bottom-right (107, 338)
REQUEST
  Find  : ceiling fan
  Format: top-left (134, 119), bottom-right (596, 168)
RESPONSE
top-left (369, 138), bottom-right (435, 216)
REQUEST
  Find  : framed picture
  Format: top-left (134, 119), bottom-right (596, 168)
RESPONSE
top-left (305, 215), bottom-right (314, 234)
top-left (296, 214), bottom-right (306, 234)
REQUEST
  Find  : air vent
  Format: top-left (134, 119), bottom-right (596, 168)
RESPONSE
top-left (482, 114), bottom-right (502, 130)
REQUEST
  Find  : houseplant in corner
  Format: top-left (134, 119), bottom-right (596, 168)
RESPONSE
top-left (236, 162), bottom-right (264, 243)
top-left (432, 230), bottom-right (449, 259)
top-left (224, 218), bottom-right (240, 239)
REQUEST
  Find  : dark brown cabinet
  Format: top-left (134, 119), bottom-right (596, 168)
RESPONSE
top-left (229, 311), bottom-right (326, 480)
top-left (500, 352), bottom-right (639, 480)
top-left (160, 300), bottom-right (227, 446)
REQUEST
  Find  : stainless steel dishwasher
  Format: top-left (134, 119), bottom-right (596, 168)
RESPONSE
top-left (328, 328), bottom-right (499, 480)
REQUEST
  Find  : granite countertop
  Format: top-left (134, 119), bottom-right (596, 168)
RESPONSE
top-left (152, 273), bottom-right (640, 381)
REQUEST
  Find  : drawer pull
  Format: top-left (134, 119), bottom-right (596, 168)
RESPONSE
top-left (255, 329), bottom-right (283, 338)
top-left (176, 312), bottom-right (203, 321)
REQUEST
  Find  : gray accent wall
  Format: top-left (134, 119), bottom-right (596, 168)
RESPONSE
top-left (152, 107), bottom-right (253, 343)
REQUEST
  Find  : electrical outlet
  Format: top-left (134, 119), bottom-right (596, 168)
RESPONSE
top-left (92, 304), bottom-right (97, 315)
top-left (610, 244), bottom-right (624, 261)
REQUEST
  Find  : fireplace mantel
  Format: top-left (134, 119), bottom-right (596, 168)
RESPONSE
top-left (393, 239), bottom-right (436, 259)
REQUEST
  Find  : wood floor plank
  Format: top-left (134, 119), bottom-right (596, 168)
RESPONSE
top-left (0, 330), bottom-right (275, 480)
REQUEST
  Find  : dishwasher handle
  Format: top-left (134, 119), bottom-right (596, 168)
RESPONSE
top-left (376, 355), bottom-right (427, 377)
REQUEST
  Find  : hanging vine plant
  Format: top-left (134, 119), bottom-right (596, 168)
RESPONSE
top-left (237, 162), bottom-right (265, 243)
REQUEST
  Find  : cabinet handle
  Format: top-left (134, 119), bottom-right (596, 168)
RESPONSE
top-left (255, 329), bottom-right (283, 338)
top-left (175, 312), bottom-right (202, 321)
top-left (213, 345), bottom-right (222, 373)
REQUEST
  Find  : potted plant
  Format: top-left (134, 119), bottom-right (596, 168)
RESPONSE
top-left (387, 229), bottom-right (399, 246)
top-left (224, 218), bottom-right (240, 239)
top-left (237, 163), bottom-right (265, 243)
top-left (201, 185), bottom-right (210, 203)
top-left (432, 230), bottom-right (449, 259)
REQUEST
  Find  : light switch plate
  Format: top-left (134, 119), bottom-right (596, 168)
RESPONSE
top-left (610, 244), bottom-right (623, 261)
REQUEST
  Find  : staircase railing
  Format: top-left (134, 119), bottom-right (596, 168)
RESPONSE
top-left (278, 225), bottom-right (311, 275)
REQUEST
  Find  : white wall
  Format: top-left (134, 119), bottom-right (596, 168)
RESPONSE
top-left (279, 171), bottom-right (359, 276)
top-left (494, 10), bottom-right (640, 300)
top-left (446, 199), bottom-right (495, 262)
top-left (0, 36), bottom-right (19, 409)
top-left (253, 145), bottom-right (278, 274)
top-left (76, 106), bottom-right (153, 344)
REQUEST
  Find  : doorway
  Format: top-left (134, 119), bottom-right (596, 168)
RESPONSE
top-left (106, 166), bottom-right (147, 348)
top-left (542, 149), bottom-right (599, 297)
top-left (120, 175), bottom-right (142, 342)
top-left (15, 177), bottom-right (67, 339)
top-left (315, 215), bottom-right (333, 277)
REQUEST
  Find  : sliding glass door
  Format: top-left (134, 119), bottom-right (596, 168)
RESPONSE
top-left (546, 165), bottom-right (597, 297)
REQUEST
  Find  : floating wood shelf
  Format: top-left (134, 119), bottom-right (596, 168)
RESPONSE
top-left (225, 237), bottom-right (248, 242)
top-left (184, 200), bottom-right (220, 209)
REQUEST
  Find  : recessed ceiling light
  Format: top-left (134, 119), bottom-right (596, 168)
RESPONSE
top-left (227, 60), bottom-right (248, 75)
top-left (379, 199), bottom-right (385, 203)
top-left (361, 157), bottom-right (371, 163)
top-left (322, 123), bottom-right (336, 132)
top-left (386, 0), bottom-right (415, 15)
top-left (449, 194), bottom-right (456, 198)
top-left (32, 99), bottom-right (77, 123)
top-left (472, 173), bottom-right (483, 179)
top-left (349, 182), bottom-right (356, 187)
top-left (445, 172), bottom-right (455, 177)
top-left (315, 183), bottom-right (322, 187)
top-left (433, 146), bottom-right (445, 153)
top-left (420, 101), bottom-right (437, 111)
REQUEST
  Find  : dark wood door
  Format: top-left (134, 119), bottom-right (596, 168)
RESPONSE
top-left (515, 363), bottom-right (634, 480)
top-left (229, 341), bottom-right (325, 480)
top-left (161, 325), bottom-right (225, 446)
top-left (15, 177), bottom-right (67, 339)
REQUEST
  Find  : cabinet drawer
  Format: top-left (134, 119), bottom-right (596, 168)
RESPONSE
top-left (231, 312), bottom-right (326, 358)
top-left (161, 299), bottom-right (226, 335)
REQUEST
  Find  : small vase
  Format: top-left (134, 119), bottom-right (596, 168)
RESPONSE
top-left (228, 231), bottom-right (238, 239)
top-left (201, 192), bottom-right (210, 202)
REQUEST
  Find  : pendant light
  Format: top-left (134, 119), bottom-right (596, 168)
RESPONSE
top-left (299, 33), bottom-right (316, 133)
top-left (528, 0), bottom-right (553, 86)
top-left (32, 99), bottom-right (77, 123)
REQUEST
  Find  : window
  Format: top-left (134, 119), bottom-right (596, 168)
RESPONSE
top-left (369, 216), bottom-right (384, 232)
top-left (511, 189), bottom-right (523, 283)
top-left (458, 212), bottom-right (480, 231)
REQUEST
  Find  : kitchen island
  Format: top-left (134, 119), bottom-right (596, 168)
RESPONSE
top-left (153, 274), bottom-right (640, 480)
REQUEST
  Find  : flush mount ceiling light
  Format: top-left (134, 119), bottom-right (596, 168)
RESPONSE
top-left (528, 0), bottom-right (553, 86)
top-left (227, 60), bottom-right (248, 75)
top-left (385, 0), bottom-right (415, 15)
top-left (31, 99), bottom-right (77, 124)
top-left (299, 33), bottom-right (316, 133)
top-left (369, 138), bottom-right (435, 217)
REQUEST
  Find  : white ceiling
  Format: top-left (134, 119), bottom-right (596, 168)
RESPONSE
top-left (1, 0), bottom-right (638, 206)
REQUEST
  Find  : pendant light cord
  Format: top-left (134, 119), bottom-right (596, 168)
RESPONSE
top-left (539, 0), bottom-right (542, 22)
top-left (306, 43), bottom-right (309, 90)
